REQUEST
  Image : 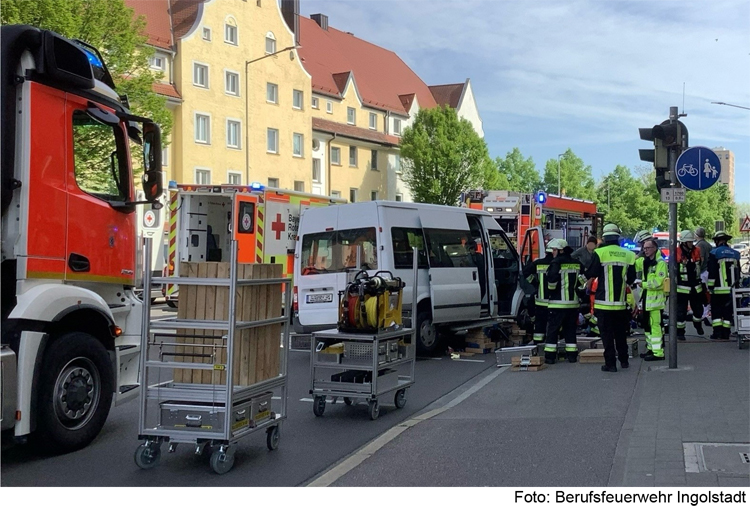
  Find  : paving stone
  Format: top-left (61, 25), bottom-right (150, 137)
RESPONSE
top-left (717, 476), bottom-right (750, 487)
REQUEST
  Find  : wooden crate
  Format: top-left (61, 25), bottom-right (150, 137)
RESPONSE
top-left (511, 363), bottom-right (547, 372)
top-left (175, 262), bottom-right (283, 387)
top-left (578, 348), bottom-right (605, 363)
top-left (511, 355), bottom-right (544, 366)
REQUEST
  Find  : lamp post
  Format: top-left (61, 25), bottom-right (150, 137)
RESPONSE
top-left (557, 153), bottom-right (564, 195)
top-left (711, 101), bottom-right (750, 110)
top-left (245, 45), bottom-right (298, 185)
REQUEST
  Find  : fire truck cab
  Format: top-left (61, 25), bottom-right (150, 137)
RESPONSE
top-left (1, 26), bottom-right (163, 452)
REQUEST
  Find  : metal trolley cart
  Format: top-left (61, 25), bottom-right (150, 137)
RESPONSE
top-left (308, 251), bottom-right (418, 420)
top-left (134, 239), bottom-right (291, 474)
top-left (733, 286), bottom-right (750, 349)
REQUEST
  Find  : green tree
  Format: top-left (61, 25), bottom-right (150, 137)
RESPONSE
top-left (495, 148), bottom-right (541, 193)
top-left (677, 183), bottom-right (737, 238)
top-left (400, 106), bottom-right (498, 205)
top-left (2, 0), bottom-right (172, 144)
top-left (596, 165), bottom-right (654, 237)
top-left (541, 149), bottom-right (596, 200)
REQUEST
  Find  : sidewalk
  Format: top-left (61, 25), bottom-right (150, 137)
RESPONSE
top-left (310, 336), bottom-right (750, 487)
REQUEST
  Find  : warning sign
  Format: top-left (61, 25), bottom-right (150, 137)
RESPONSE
top-left (740, 215), bottom-right (750, 232)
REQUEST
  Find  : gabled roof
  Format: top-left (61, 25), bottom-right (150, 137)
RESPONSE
top-left (298, 16), bottom-right (437, 116)
top-left (312, 118), bottom-right (400, 147)
top-left (124, 0), bottom-right (173, 50)
top-left (429, 82), bottom-right (465, 109)
top-left (152, 82), bottom-right (182, 100)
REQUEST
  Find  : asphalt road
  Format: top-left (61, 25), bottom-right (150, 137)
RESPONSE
top-left (1, 305), bottom-right (497, 486)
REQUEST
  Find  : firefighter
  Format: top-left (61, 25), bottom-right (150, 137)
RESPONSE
top-left (586, 223), bottom-right (636, 372)
top-left (707, 231), bottom-right (741, 341)
top-left (522, 243), bottom-right (555, 345)
top-left (544, 239), bottom-right (586, 364)
top-left (634, 230), bottom-right (654, 259)
top-left (637, 238), bottom-right (668, 361)
top-left (675, 230), bottom-right (705, 340)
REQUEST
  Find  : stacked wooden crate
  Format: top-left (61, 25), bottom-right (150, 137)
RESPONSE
top-left (464, 328), bottom-right (496, 354)
top-left (174, 262), bottom-right (283, 387)
top-left (510, 355), bottom-right (546, 371)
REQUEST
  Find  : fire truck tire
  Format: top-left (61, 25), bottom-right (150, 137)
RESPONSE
top-left (35, 332), bottom-right (114, 453)
top-left (416, 309), bottom-right (440, 355)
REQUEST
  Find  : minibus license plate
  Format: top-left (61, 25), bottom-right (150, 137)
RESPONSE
top-left (306, 293), bottom-right (333, 304)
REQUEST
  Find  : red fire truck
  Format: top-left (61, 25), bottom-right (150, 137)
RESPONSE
top-left (464, 190), bottom-right (602, 250)
top-left (1, 26), bottom-right (163, 452)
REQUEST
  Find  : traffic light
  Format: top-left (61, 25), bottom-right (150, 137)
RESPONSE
top-left (639, 120), bottom-right (689, 191)
top-left (535, 190), bottom-right (547, 204)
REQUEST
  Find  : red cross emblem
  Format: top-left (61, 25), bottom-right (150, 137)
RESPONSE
top-left (271, 213), bottom-right (286, 240)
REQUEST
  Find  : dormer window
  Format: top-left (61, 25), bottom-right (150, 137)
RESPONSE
top-left (225, 18), bottom-right (238, 45)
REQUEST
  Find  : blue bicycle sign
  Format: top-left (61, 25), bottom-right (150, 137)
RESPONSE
top-left (675, 147), bottom-right (721, 191)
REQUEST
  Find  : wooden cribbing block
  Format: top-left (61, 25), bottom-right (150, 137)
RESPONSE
top-left (511, 355), bottom-right (544, 366)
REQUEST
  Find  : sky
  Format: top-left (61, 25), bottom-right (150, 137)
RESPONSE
top-left (301, 0), bottom-right (750, 203)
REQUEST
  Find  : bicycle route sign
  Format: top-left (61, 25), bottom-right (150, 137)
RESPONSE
top-left (675, 146), bottom-right (721, 191)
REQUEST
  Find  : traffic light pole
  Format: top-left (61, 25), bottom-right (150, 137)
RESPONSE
top-left (667, 106), bottom-right (679, 369)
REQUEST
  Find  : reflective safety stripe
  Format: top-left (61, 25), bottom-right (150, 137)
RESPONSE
top-left (712, 319), bottom-right (722, 327)
top-left (544, 344), bottom-right (557, 354)
top-left (721, 320), bottom-right (731, 328)
top-left (533, 333), bottom-right (545, 342)
top-left (565, 344), bottom-right (577, 352)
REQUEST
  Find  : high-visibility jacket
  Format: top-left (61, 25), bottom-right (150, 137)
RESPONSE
top-left (641, 254), bottom-right (668, 311)
top-left (707, 245), bottom-right (741, 295)
top-left (546, 253), bottom-right (586, 309)
top-left (523, 253), bottom-right (553, 306)
top-left (675, 244), bottom-right (702, 294)
top-left (586, 241), bottom-right (636, 311)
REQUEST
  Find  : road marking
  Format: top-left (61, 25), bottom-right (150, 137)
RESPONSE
top-left (450, 358), bottom-right (485, 363)
top-left (306, 366), bottom-right (508, 487)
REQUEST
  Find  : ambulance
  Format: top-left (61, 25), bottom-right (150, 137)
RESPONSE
top-left (163, 182), bottom-right (345, 302)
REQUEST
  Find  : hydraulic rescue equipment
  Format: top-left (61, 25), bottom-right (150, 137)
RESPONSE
top-left (338, 271), bottom-right (405, 333)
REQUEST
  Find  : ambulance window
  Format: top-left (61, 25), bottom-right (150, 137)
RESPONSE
top-left (391, 227), bottom-right (428, 269)
top-left (72, 109), bottom-right (127, 202)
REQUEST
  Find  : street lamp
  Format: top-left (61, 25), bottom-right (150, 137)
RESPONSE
top-left (557, 153), bottom-right (564, 196)
top-left (711, 101), bottom-right (750, 110)
top-left (245, 45), bottom-right (299, 185)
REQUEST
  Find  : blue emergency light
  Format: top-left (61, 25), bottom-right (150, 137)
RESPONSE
top-left (250, 182), bottom-right (264, 190)
top-left (536, 191), bottom-right (547, 204)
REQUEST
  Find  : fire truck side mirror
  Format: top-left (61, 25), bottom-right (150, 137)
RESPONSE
top-left (142, 122), bottom-right (163, 202)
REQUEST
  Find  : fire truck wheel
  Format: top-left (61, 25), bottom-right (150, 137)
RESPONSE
top-left (35, 332), bottom-right (114, 454)
top-left (416, 309), bottom-right (439, 355)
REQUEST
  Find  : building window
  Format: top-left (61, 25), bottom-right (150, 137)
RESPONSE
top-left (294, 181), bottom-right (305, 192)
top-left (371, 150), bottom-right (378, 171)
top-left (224, 22), bottom-right (238, 45)
top-left (226, 119), bottom-right (241, 149)
top-left (293, 89), bottom-right (304, 109)
top-left (349, 146), bottom-right (357, 167)
top-left (395, 193), bottom-right (403, 202)
top-left (268, 177), bottom-right (279, 188)
top-left (393, 118), bottom-right (402, 136)
top-left (195, 168), bottom-right (211, 184)
top-left (228, 171), bottom-right (242, 185)
top-left (331, 190), bottom-right (341, 199)
top-left (195, 113), bottom-right (210, 144)
top-left (149, 55), bottom-right (165, 71)
top-left (395, 154), bottom-right (402, 172)
top-left (202, 27), bottom-right (212, 41)
top-left (371, 191), bottom-right (379, 201)
top-left (162, 146), bottom-right (169, 166)
top-left (266, 83), bottom-right (278, 104)
top-left (369, 112), bottom-right (377, 130)
top-left (326, 100), bottom-right (333, 114)
top-left (331, 147), bottom-right (341, 165)
top-left (312, 158), bottom-right (321, 182)
top-left (311, 96), bottom-right (319, 109)
top-left (293, 133), bottom-right (304, 157)
top-left (267, 128), bottom-right (278, 153)
top-left (193, 63), bottom-right (209, 88)
top-left (265, 32), bottom-right (276, 54)
top-left (349, 188), bottom-right (358, 203)
top-left (225, 71), bottom-right (239, 96)
top-left (347, 107), bottom-right (356, 125)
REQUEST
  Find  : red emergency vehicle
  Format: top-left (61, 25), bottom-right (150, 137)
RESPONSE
top-left (1, 26), bottom-right (163, 451)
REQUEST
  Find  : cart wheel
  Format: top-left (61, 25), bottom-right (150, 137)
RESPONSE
top-left (134, 443), bottom-right (161, 470)
top-left (313, 395), bottom-right (326, 417)
top-left (394, 389), bottom-right (407, 409)
top-left (368, 399), bottom-right (380, 420)
top-left (266, 425), bottom-right (280, 451)
top-left (210, 448), bottom-right (235, 475)
top-left (343, 397), bottom-right (353, 406)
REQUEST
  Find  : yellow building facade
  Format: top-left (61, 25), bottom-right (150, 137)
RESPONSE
top-left (169, 0), bottom-right (311, 188)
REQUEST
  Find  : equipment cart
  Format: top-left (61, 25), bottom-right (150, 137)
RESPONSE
top-left (134, 239), bottom-right (291, 474)
top-left (308, 250), bottom-right (418, 420)
top-left (732, 286), bottom-right (750, 349)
